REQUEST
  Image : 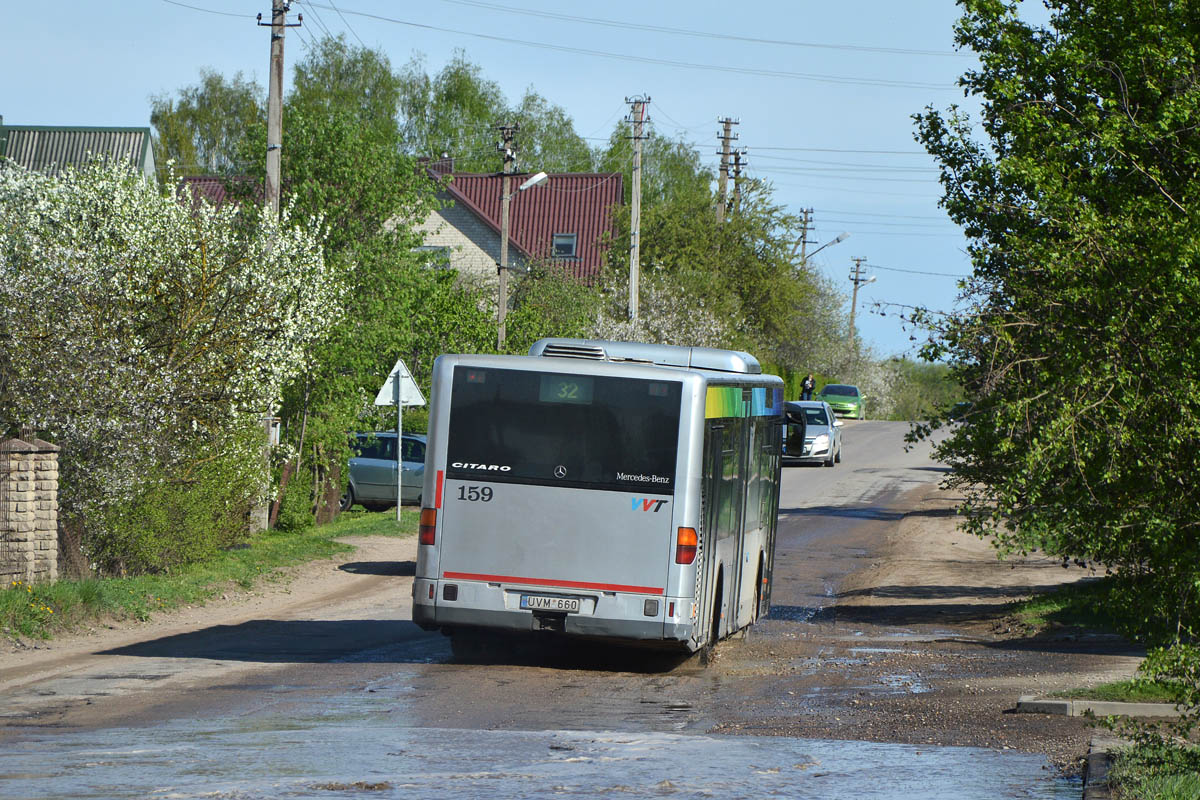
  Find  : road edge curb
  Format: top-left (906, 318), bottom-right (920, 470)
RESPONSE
top-left (1082, 736), bottom-right (1124, 800)
top-left (1015, 695), bottom-right (1181, 717)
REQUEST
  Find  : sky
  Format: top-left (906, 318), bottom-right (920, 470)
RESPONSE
top-left (2, 0), bottom-right (990, 360)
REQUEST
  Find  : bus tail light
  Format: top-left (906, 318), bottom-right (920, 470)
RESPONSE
top-left (419, 508), bottom-right (437, 545)
top-left (675, 527), bottom-right (698, 564)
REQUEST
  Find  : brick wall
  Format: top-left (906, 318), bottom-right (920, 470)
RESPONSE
top-left (0, 438), bottom-right (60, 584)
top-left (416, 199), bottom-right (528, 285)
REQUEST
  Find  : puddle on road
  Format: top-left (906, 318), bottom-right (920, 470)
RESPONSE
top-left (0, 712), bottom-right (1078, 799)
top-left (765, 605), bottom-right (824, 623)
top-left (878, 673), bottom-right (931, 694)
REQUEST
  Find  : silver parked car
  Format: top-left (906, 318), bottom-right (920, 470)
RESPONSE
top-left (341, 432), bottom-right (426, 511)
top-left (782, 400), bottom-right (843, 467)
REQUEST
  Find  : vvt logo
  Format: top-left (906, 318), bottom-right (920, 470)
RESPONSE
top-left (632, 498), bottom-right (668, 512)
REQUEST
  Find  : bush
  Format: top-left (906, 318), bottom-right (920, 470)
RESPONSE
top-left (83, 428), bottom-right (261, 574)
top-left (275, 464), bottom-right (317, 532)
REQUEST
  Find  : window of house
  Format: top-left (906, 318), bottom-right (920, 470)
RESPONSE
top-left (413, 245), bottom-right (452, 268)
top-left (552, 233), bottom-right (578, 258)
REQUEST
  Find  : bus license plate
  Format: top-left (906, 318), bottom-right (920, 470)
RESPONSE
top-left (521, 594), bottom-right (580, 613)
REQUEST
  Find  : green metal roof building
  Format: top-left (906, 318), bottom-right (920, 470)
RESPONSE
top-left (0, 118), bottom-right (155, 180)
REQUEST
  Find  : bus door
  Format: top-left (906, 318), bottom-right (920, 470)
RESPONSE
top-left (700, 416), bottom-right (747, 642)
top-left (699, 422), bottom-right (725, 644)
top-left (735, 414), bottom-right (773, 629)
top-left (728, 401), bottom-right (755, 631)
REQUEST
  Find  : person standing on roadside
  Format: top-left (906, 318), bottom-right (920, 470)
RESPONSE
top-left (801, 373), bottom-right (816, 401)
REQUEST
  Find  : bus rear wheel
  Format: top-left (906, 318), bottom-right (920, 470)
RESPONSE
top-left (700, 578), bottom-right (723, 666)
top-left (753, 559), bottom-right (765, 623)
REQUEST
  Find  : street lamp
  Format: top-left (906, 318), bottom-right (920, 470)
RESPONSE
top-left (847, 258), bottom-right (876, 358)
top-left (497, 171), bottom-right (549, 350)
top-left (806, 232), bottom-right (849, 261)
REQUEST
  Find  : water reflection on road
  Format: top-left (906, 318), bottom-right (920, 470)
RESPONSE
top-left (2, 703), bottom-right (1077, 800)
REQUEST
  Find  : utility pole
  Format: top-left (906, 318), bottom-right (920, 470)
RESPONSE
top-left (716, 117), bottom-right (739, 221)
top-left (730, 148), bottom-right (747, 215)
top-left (252, 3), bottom-right (301, 534)
top-left (790, 208), bottom-right (814, 262)
top-left (258, 2), bottom-right (301, 217)
top-left (847, 257), bottom-right (874, 358)
top-left (626, 95), bottom-right (650, 323)
top-left (496, 124), bottom-right (519, 351)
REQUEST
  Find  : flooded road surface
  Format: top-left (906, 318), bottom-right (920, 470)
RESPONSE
top-left (0, 422), bottom-right (1086, 798)
top-left (2, 708), bottom-right (1076, 799)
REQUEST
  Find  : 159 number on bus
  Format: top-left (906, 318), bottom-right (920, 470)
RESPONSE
top-left (457, 486), bottom-right (493, 502)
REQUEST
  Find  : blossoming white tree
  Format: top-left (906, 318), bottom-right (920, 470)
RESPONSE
top-left (0, 160), bottom-right (341, 570)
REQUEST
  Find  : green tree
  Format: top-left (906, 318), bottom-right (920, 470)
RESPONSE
top-left (511, 90), bottom-right (595, 173)
top-left (292, 36), bottom-right (402, 135)
top-left (600, 135), bottom-right (841, 369)
top-left (885, 359), bottom-right (962, 422)
top-left (913, 0), bottom-right (1200, 767)
top-left (397, 52), bottom-right (596, 174)
top-left (267, 38), bottom-right (495, 520)
top-left (505, 258), bottom-right (603, 352)
top-left (398, 52), bottom-right (507, 170)
top-left (597, 126), bottom-right (711, 207)
top-left (149, 69), bottom-right (264, 176)
top-left (916, 0), bottom-right (1200, 605)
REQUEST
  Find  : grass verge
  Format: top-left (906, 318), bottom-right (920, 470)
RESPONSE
top-left (1003, 576), bottom-right (1122, 637)
top-left (1110, 747), bottom-right (1200, 800)
top-left (1047, 679), bottom-right (1185, 704)
top-left (1, 507), bottom-right (417, 642)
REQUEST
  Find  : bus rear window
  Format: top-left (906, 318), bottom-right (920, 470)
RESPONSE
top-left (446, 366), bottom-right (681, 493)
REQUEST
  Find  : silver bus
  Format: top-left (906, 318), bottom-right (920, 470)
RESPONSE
top-left (412, 338), bottom-right (784, 654)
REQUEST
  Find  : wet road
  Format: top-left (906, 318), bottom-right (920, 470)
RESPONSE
top-left (0, 421), bottom-right (1079, 799)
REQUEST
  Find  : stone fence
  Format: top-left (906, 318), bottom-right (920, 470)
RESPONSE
top-left (0, 438), bottom-right (60, 585)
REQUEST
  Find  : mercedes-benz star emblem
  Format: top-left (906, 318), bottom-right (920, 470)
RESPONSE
top-left (554, 465), bottom-right (567, 478)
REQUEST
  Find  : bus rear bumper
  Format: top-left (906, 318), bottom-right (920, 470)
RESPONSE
top-left (412, 579), bottom-right (696, 649)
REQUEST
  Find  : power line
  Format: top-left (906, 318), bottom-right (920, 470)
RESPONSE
top-left (751, 153), bottom-right (934, 172)
top-left (752, 167), bottom-right (939, 184)
top-left (435, 0), bottom-right (969, 58)
top-left (871, 262), bottom-right (970, 277)
top-left (325, 0), bottom-right (365, 46)
top-left (159, 0), bottom-right (248, 18)
top-left (819, 217), bottom-right (954, 229)
top-left (750, 178), bottom-right (943, 198)
top-left (828, 230), bottom-right (961, 238)
top-left (297, 0), bottom-right (334, 39)
top-left (581, 105), bottom-right (630, 138)
top-left (754, 145), bottom-right (929, 155)
top-left (644, 101), bottom-right (711, 134)
top-left (544, 173), bottom-right (624, 194)
top-left (297, 2), bottom-right (957, 90)
top-left (815, 207), bottom-right (948, 221)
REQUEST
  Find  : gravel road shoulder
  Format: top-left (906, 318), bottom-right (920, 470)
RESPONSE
top-left (712, 483), bottom-right (1143, 771)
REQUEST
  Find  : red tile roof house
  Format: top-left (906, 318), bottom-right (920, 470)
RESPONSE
top-left (416, 162), bottom-right (623, 285)
top-left (178, 175), bottom-right (261, 209)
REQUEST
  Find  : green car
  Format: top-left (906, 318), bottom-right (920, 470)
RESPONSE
top-left (816, 383), bottom-right (865, 419)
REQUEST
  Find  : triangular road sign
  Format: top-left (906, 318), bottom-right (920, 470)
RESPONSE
top-left (374, 358), bottom-right (426, 407)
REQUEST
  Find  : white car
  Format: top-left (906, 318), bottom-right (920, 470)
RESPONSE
top-left (782, 400), bottom-right (843, 467)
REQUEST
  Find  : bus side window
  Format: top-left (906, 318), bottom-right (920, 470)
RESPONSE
top-left (719, 422), bottom-right (743, 540)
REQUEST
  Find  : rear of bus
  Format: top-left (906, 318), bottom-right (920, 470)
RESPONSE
top-left (412, 354), bottom-right (701, 649)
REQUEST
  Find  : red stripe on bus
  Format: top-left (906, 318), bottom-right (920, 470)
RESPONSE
top-left (435, 469), bottom-right (444, 508)
top-left (442, 571), bottom-right (664, 596)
